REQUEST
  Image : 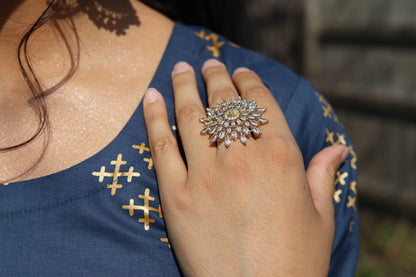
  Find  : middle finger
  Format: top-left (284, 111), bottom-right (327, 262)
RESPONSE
top-left (201, 59), bottom-right (252, 150)
top-left (202, 59), bottom-right (239, 106)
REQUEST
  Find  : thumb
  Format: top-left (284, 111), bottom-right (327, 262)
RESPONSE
top-left (306, 145), bottom-right (349, 220)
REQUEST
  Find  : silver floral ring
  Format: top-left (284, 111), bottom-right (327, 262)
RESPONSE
top-left (199, 96), bottom-right (269, 147)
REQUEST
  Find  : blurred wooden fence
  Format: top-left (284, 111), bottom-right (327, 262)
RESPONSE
top-left (247, 0), bottom-right (416, 218)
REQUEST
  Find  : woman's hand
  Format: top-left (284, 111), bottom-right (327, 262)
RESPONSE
top-left (143, 59), bottom-right (349, 276)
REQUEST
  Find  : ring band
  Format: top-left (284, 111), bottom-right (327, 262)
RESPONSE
top-left (199, 96), bottom-right (269, 147)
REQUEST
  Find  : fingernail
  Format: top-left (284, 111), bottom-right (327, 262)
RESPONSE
top-left (172, 62), bottom-right (191, 76)
top-left (340, 147), bottom-right (350, 163)
top-left (233, 67), bottom-right (250, 76)
top-left (202, 59), bottom-right (223, 72)
top-left (144, 88), bottom-right (159, 103)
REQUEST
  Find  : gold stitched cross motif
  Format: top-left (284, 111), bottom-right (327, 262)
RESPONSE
top-left (325, 128), bottom-right (358, 232)
top-left (92, 154), bottom-right (140, 196)
top-left (315, 92), bottom-right (341, 125)
top-left (160, 238), bottom-right (171, 248)
top-left (325, 129), bottom-right (357, 170)
top-left (334, 171), bottom-right (348, 186)
top-left (347, 181), bottom-right (358, 232)
top-left (333, 171), bottom-right (348, 203)
top-left (132, 142), bottom-right (153, 170)
top-left (195, 30), bottom-right (225, 58)
top-left (122, 188), bottom-right (163, 230)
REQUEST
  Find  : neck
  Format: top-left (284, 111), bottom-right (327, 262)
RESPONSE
top-left (0, 0), bottom-right (52, 44)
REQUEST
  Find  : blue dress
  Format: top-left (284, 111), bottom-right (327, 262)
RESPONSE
top-left (0, 22), bottom-right (359, 276)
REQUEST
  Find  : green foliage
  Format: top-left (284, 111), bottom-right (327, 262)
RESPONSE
top-left (356, 207), bottom-right (416, 277)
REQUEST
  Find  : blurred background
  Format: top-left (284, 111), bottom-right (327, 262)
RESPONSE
top-left (242, 0), bottom-right (416, 276)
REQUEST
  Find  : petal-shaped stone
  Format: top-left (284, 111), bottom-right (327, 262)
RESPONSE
top-left (227, 127), bottom-right (232, 134)
top-left (231, 130), bottom-right (238, 140)
top-left (240, 135), bottom-right (247, 145)
top-left (252, 127), bottom-right (261, 135)
top-left (209, 126), bottom-right (217, 134)
top-left (243, 126), bottom-right (250, 135)
top-left (250, 120), bottom-right (260, 126)
top-left (258, 117), bottom-right (269, 124)
top-left (201, 126), bottom-right (210, 134)
top-left (209, 133), bottom-right (218, 143)
top-left (224, 136), bottom-right (231, 147)
top-left (218, 130), bottom-right (226, 140)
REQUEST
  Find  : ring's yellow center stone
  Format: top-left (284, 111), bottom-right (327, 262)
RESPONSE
top-left (226, 109), bottom-right (239, 118)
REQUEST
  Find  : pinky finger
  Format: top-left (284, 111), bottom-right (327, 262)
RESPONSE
top-left (143, 88), bottom-right (187, 198)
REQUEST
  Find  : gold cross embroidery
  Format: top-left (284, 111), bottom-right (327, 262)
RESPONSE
top-left (132, 142), bottom-right (150, 154)
top-left (122, 188), bottom-right (163, 230)
top-left (143, 157), bottom-right (153, 170)
top-left (132, 142), bottom-right (153, 170)
top-left (92, 154), bottom-right (140, 196)
top-left (334, 171), bottom-right (349, 186)
top-left (160, 238), bottom-right (171, 248)
top-left (195, 30), bottom-right (225, 57)
top-left (205, 34), bottom-right (225, 58)
top-left (333, 190), bottom-right (343, 203)
top-left (350, 181), bottom-right (357, 195)
top-left (347, 195), bottom-right (357, 212)
top-left (348, 145), bottom-right (358, 170)
top-left (326, 130), bottom-right (347, 146)
top-left (315, 92), bottom-right (340, 124)
top-left (349, 221), bottom-right (355, 232)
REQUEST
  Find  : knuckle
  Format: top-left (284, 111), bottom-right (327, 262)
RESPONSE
top-left (148, 109), bottom-right (166, 123)
top-left (172, 193), bottom-right (193, 213)
top-left (264, 136), bottom-right (302, 168)
top-left (204, 65), bottom-right (226, 78)
top-left (233, 70), bottom-right (257, 81)
top-left (324, 164), bottom-right (337, 182)
top-left (220, 149), bottom-right (252, 178)
top-left (177, 103), bottom-right (202, 122)
top-left (244, 85), bottom-right (269, 99)
top-left (211, 87), bottom-right (237, 103)
top-left (173, 72), bottom-right (194, 88)
top-left (151, 135), bottom-right (177, 154)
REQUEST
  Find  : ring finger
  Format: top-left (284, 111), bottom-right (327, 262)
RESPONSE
top-left (202, 59), bottom-right (247, 149)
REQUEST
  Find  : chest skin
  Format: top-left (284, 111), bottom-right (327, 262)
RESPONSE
top-left (0, 1), bottom-right (174, 183)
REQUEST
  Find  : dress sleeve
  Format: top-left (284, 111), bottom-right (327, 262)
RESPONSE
top-left (284, 77), bottom-right (360, 277)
